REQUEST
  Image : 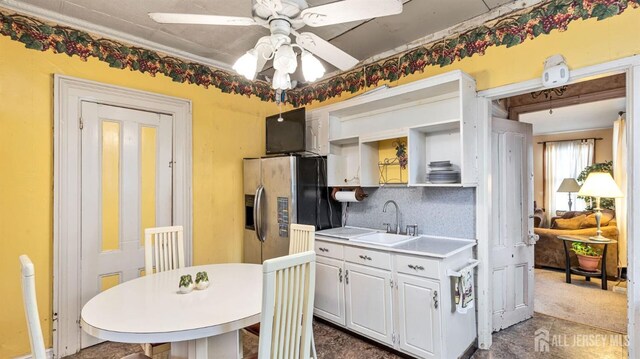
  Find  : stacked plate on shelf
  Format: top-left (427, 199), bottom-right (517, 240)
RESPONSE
top-left (426, 161), bottom-right (460, 184)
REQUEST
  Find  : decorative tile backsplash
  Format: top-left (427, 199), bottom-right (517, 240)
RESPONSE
top-left (343, 186), bottom-right (476, 239)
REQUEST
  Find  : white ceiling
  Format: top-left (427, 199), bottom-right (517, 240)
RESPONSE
top-left (8, 0), bottom-right (516, 82)
top-left (519, 98), bottom-right (626, 135)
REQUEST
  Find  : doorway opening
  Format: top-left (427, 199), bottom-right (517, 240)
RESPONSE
top-left (494, 73), bottom-right (628, 335)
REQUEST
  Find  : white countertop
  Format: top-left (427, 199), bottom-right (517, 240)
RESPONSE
top-left (81, 263), bottom-right (262, 343)
top-left (316, 227), bottom-right (475, 258)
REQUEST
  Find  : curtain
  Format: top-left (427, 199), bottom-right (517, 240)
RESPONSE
top-left (544, 139), bottom-right (594, 219)
top-left (613, 115), bottom-right (627, 268)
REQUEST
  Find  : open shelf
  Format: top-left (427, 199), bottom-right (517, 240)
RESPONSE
top-left (328, 137), bottom-right (360, 187)
top-left (408, 120), bottom-right (462, 186)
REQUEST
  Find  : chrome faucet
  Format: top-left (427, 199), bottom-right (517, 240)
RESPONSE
top-left (382, 200), bottom-right (400, 234)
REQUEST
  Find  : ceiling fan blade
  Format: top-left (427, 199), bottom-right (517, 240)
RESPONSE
top-left (300, 0), bottom-right (403, 27)
top-left (148, 13), bottom-right (258, 26)
top-left (296, 32), bottom-right (358, 71)
top-left (256, 0), bottom-right (283, 13)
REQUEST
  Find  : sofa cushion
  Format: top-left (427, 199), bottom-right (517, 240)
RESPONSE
top-left (580, 211), bottom-right (615, 229)
top-left (554, 214), bottom-right (587, 230)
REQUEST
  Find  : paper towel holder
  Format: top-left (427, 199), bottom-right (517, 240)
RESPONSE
top-left (331, 187), bottom-right (368, 202)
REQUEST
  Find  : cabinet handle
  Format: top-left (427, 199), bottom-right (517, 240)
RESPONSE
top-left (408, 264), bottom-right (425, 271)
top-left (318, 247), bottom-right (329, 252)
top-left (338, 268), bottom-right (342, 283)
top-left (345, 270), bottom-right (349, 285)
top-left (359, 255), bottom-right (372, 261)
top-left (433, 290), bottom-right (439, 309)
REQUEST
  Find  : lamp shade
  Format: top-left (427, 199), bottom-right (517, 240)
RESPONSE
top-left (557, 178), bottom-right (581, 193)
top-left (577, 172), bottom-right (623, 198)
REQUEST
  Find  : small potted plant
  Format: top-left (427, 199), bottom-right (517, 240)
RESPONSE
top-left (179, 274), bottom-right (194, 294)
top-left (195, 271), bottom-right (209, 290)
top-left (571, 242), bottom-right (603, 272)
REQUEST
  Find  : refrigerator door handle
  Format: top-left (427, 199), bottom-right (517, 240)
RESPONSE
top-left (254, 185), bottom-right (265, 242)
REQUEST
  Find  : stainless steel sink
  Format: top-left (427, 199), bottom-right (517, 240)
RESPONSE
top-left (349, 232), bottom-right (419, 247)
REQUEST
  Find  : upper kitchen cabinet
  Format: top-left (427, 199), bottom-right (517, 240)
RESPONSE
top-left (307, 70), bottom-right (478, 187)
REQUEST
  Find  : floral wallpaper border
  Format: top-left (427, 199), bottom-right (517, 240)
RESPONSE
top-left (1, 0), bottom-right (638, 107)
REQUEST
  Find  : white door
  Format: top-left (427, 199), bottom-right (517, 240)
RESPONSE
top-left (314, 256), bottom-right (346, 325)
top-left (396, 274), bottom-right (441, 359)
top-left (344, 263), bottom-right (393, 345)
top-left (80, 102), bottom-right (173, 347)
top-left (491, 118), bottom-right (535, 332)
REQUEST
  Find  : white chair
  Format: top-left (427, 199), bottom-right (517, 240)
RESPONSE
top-left (289, 223), bottom-right (316, 254)
top-left (19, 255), bottom-right (46, 359)
top-left (143, 226), bottom-right (184, 358)
top-left (257, 251), bottom-right (316, 359)
top-left (144, 225), bottom-right (185, 275)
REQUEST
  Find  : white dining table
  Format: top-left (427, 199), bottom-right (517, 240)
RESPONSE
top-left (81, 263), bottom-right (262, 359)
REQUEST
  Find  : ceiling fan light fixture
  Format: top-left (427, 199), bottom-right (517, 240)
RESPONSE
top-left (232, 49), bottom-right (258, 80)
top-left (272, 70), bottom-right (291, 90)
top-left (273, 44), bottom-right (297, 73)
top-left (301, 51), bottom-right (325, 82)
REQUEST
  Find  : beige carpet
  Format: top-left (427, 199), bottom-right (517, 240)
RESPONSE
top-left (534, 268), bottom-right (627, 334)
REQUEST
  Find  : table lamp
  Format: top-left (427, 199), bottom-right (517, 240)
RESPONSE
top-left (556, 178), bottom-right (581, 211)
top-left (577, 172), bottom-right (623, 241)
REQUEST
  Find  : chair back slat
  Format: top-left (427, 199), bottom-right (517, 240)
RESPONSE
top-left (144, 226), bottom-right (184, 275)
top-left (289, 224), bottom-right (315, 254)
top-left (259, 251), bottom-right (316, 359)
top-left (19, 255), bottom-right (47, 359)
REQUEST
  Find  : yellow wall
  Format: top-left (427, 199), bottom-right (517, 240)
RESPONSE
top-left (1, 6), bottom-right (639, 358)
top-left (0, 35), bottom-right (276, 357)
top-left (533, 128), bottom-right (614, 209)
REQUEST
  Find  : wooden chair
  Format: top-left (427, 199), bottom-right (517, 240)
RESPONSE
top-left (143, 226), bottom-right (185, 358)
top-left (19, 255), bottom-right (46, 359)
top-left (246, 224), bottom-right (318, 358)
top-left (144, 225), bottom-right (185, 275)
top-left (256, 251), bottom-right (316, 359)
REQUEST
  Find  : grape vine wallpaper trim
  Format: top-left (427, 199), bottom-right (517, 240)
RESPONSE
top-left (0, 0), bottom-right (638, 106)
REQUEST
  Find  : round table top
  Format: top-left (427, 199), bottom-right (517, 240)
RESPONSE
top-left (81, 263), bottom-right (262, 343)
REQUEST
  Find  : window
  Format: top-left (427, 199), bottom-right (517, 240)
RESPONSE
top-left (544, 139), bottom-right (594, 216)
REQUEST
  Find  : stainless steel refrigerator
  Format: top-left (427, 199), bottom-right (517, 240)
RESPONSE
top-left (243, 155), bottom-right (340, 264)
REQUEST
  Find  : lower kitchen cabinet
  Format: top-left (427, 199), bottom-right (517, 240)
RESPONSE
top-left (396, 274), bottom-right (441, 359)
top-left (344, 262), bottom-right (394, 345)
top-left (314, 256), bottom-right (346, 325)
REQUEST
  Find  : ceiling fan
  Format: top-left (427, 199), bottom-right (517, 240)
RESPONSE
top-left (149, 0), bottom-right (403, 90)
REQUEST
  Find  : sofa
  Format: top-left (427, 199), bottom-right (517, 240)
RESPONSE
top-left (534, 209), bottom-right (619, 278)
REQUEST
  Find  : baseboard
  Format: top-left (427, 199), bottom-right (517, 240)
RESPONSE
top-left (12, 348), bottom-right (54, 359)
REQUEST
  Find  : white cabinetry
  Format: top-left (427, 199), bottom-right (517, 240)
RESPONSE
top-left (396, 274), bottom-right (441, 358)
top-left (307, 70), bottom-right (478, 187)
top-left (305, 111), bottom-right (329, 155)
top-left (314, 238), bottom-right (476, 359)
top-left (344, 262), bottom-right (394, 345)
top-left (315, 256), bottom-right (346, 325)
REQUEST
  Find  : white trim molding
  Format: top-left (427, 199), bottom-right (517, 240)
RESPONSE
top-left (476, 54), bottom-right (640, 356)
top-left (53, 75), bottom-right (193, 357)
top-left (12, 348), bottom-right (54, 359)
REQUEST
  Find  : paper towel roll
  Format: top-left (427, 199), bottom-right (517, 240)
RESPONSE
top-left (334, 191), bottom-right (360, 202)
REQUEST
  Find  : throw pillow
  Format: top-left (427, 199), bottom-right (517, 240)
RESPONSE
top-left (554, 214), bottom-right (587, 230)
top-left (580, 211), bottom-right (615, 229)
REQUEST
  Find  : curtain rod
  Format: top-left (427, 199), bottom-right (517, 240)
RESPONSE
top-left (537, 137), bottom-right (603, 145)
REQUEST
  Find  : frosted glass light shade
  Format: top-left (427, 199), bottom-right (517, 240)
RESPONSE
top-left (273, 45), bottom-right (297, 73)
top-left (272, 70), bottom-right (291, 90)
top-left (232, 50), bottom-right (258, 80)
top-left (301, 52), bottom-right (325, 82)
top-left (577, 172), bottom-right (623, 198)
top-left (557, 178), bottom-right (580, 193)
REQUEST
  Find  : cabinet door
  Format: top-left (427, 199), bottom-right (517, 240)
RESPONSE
top-left (345, 262), bottom-right (393, 345)
top-left (396, 274), bottom-right (441, 359)
top-left (314, 256), bottom-right (346, 325)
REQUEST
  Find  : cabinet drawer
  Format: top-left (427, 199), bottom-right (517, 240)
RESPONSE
top-left (315, 240), bottom-right (344, 260)
top-left (395, 254), bottom-right (440, 279)
top-left (344, 246), bottom-right (391, 270)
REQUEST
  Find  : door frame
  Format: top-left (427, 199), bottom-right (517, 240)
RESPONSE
top-left (475, 55), bottom-right (640, 355)
top-left (53, 75), bottom-right (193, 357)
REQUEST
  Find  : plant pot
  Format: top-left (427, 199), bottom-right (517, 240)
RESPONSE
top-left (195, 280), bottom-right (209, 290)
top-left (577, 254), bottom-right (602, 272)
top-left (179, 283), bottom-right (194, 294)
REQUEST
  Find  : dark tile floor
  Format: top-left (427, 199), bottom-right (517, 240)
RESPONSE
top-left (66, 314), bottom-right (628, 359)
